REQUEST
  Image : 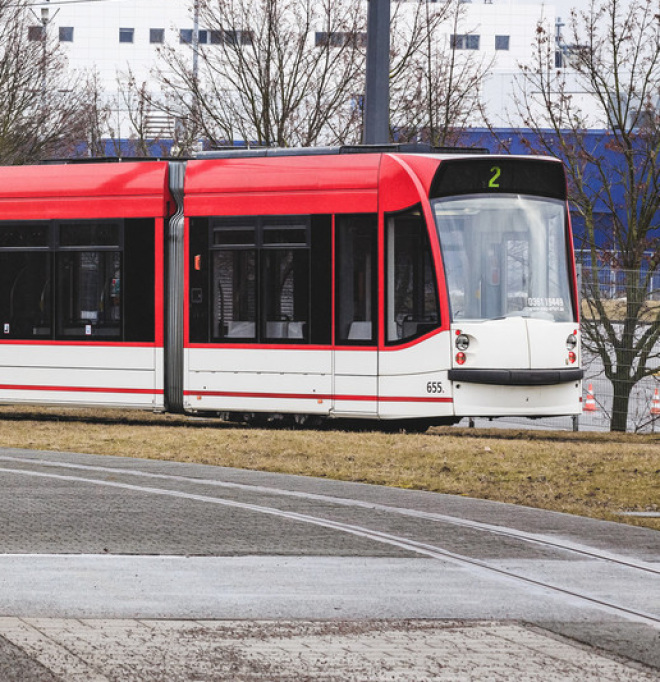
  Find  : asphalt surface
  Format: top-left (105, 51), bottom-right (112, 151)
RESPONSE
top-left (0, 447), bottom-right (658, 680)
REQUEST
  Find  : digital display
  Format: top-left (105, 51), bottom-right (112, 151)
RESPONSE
top-left (430, 158), bottom-right (567, 200)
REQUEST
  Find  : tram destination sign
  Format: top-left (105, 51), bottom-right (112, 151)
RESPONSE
top-left (430, 158), bottom-right (567, 200)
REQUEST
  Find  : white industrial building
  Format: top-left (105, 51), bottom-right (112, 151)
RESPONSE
top-left (26, 0), bottom-right (571, 140)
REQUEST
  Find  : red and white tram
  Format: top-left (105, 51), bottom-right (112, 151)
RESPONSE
top-left (0, 146), bottom-right (583, 429)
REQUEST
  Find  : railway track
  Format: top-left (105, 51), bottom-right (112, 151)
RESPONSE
top-left (1, 453), bottom-right (658, 629)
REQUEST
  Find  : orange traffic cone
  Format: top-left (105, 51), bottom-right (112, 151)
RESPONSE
top-left (651, 388), bottom-right (660, 416)
top-left (584, 383), bottom-right (597, 412)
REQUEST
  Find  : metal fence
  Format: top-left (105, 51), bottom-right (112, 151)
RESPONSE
top-left (463, 266), bottom-right (660, 433)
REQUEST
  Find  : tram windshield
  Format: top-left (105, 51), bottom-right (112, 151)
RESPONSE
top-left (433, 194), bottom-right (574, 322)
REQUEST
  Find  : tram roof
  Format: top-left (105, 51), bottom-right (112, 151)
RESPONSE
top-left (0, 160), bottom-right (171, 220)
top-left (195, 143), bottom-right (490, 160)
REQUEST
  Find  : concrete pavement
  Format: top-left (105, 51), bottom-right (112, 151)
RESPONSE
top-left (0, 618), bottom-right (657, 682)
top-left (0, 447), bottom-right (658, 680)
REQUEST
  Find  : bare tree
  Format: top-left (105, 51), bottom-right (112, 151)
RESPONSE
top-left (0, 0), bottom-right (95, 163)
top-left (79, 70), bottom-right (111, 158)
top-left (390, 0), bottom-right (492, 146)
top-left (111, 69), bottom-right (174, 157)
top-left (513, 0), bottom-right (660, 431)
top-left (154, 0), bottom-right (366, 150)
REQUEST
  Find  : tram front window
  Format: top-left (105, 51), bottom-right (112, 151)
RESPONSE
top-left (433, 194), bottom-right (574, 322)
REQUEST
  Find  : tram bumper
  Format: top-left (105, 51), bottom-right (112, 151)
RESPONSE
top-left (449, 368), bottom-right (584, 417)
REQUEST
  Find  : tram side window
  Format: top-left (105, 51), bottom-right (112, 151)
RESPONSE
top-left (191, 215), bottom-right (332, 345)
top-left (385, 208), bottom-right (440, 344)
top-left (310, 215), bottom-right (332, 344)
top-left (56, 222), bottom-right (122, 340)
top-left (335, 214), bottom-right (378, 345)
top-left (0, 223), bottom-right (51, 340)
top-left (0, 219), bottom-right (156, 342)
top-left (262, 219), bottom-right (309, 342)
top-left (211, 218), bottom-right (258, 342)
top-left (213, 248), bottom-right (258, 341)
top-left (189, 217), bottom-right (210, 343)
top-left (123, 219), bottom-right (155, 342)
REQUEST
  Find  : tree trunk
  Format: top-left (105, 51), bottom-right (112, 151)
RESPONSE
top-left (610, 373), bottom-right (633, 432)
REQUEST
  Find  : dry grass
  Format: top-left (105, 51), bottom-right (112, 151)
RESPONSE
top-left (0, 405), bottom-right (658, 531)
top-left (581, 298), bottom-right (660, 322)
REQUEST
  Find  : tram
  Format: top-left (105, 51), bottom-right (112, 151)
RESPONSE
top-left (0, 145), bottom-right (583, 429)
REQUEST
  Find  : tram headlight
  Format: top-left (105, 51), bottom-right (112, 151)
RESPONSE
top-left (566, 333), bottom-right (577, 350)
top-left (455, 333), bottom-right (470, 351)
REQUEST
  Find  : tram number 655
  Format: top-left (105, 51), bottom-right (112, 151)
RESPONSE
top-left (426, 381), bottom-right (444, 394)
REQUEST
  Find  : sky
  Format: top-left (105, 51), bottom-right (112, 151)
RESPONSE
top-left (511, 0), bottom-right (579, 21)
top-left (552, 1), bottom-right (579, 21)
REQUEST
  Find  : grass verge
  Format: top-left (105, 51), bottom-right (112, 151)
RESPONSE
top-left (0, 405), bottom-right (658, 531)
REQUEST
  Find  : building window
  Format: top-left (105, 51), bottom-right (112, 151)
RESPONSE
top-left (209, 29), bottom-right (253, 46)
top-left (28, 25), bottom-right (44, 41)
top-left (59, 27), bottom-right (74, 42)
top-left (180, 29), bottom-right (208, 44)
top-left (315, 32), bottom-right (367, 48)
top-left (150, 28), bottom-right (164, 44)
top-left (495, 35), bottom-right (510, 51)
top-left (450, 34), bottom-right (480, 50)
top-left (119, 28), bottom-right (134, 44)
top-left (350, 93), bottom-right (364, 114)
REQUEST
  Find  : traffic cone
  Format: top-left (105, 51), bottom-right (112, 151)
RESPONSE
top-left (584, 383), bottom-right (597, 412)
top-left (651, 388), bottom-right (660, 416)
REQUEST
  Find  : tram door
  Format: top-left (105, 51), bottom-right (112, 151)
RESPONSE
top-left (333, 215), bottom-right (379, 416)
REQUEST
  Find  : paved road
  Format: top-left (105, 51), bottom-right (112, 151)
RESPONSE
top-left (0, 447), bottom-right (658, 680)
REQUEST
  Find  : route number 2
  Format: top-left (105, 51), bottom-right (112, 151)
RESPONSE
top-left (489, 165), bottom-right (501, 189)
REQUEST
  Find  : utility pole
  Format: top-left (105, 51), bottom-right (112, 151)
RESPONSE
top-left (363, 0), bottom-right (390, 144)
top-left (35, 0), bottom-right (58, 105)
top-left (40, 1), bottom-right (51, 104)
top-left (193, 0), bottom-right (200, 82)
